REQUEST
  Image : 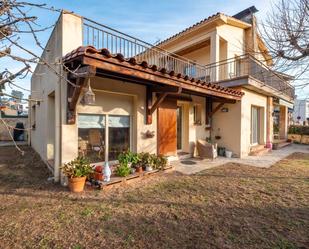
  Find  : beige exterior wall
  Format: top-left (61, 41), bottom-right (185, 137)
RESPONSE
top-left (212, 101), bottom-right (242, 157)
top-left (30, 12), bottom-right (83, 181)
top-left (240, 88), bottom-right (267, 157)
top-left (181, 46), bottom-right (211, 65)
top-left (212, 88), bottom-right (268, 157)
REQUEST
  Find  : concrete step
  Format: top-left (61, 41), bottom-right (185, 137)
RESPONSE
top-left (177, 152), bottom-right (192, 160)
top-left (273, 141), bottom-right (292, 150)
top-left (249, 145), bottom-right (271, 156)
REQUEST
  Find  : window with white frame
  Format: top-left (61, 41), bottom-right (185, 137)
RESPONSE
top-left (78, 114), bottom-right (130, 163)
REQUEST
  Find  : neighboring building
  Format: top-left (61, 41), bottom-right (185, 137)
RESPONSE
top-left (293, 99), bottom-right (309, 124)
top-left (10, 90), bottom-right (24, 103)
top-left (30, 6), bottom-right (294, 183)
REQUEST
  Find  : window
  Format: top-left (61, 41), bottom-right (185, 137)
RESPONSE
top-left (193, 105), bottom-right (202, 125)
top-left (78, 114), bottom-right (105, 163)
top-left (78, 114), bottom-right (130, 163)
top-left (108, 115), bottom-right (130, 161)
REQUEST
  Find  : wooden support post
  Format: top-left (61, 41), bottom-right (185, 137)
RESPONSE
top-left (206, 97), bottom-right (213, 125)
top-left (146, 85), bottom-right (182, 125)
top-left (146, 86), bottom-right (153, 124)
top-left (209, 102), bottom-right (224, 117)
top-left (150, 93), bottom-right (168, 115)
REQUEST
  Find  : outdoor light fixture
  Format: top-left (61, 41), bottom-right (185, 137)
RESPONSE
top-left (83, 78), bottom-right (95, 105)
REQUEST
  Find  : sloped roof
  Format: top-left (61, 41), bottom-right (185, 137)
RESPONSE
top-left (156, 13), bottom-right (251, 47)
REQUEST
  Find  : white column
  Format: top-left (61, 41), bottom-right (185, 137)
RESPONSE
top-left (210, 32), bottom-right (220, 81)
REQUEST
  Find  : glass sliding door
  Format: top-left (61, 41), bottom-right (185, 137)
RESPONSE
top-left (108, 115), bottom-right (130, 161)
top-left (251, 106), bottom-right (260, 145)
top-left (78, 114), bottom-right (105, 163)
top-left (78, 114), bottom-right (130, 163)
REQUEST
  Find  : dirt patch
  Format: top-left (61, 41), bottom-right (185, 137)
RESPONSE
top-left (0, 146), bottom-right (308, 249)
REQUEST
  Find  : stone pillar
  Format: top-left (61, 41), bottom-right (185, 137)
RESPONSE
top-left (266, 97), bottom-right (273, 147)
top-left (279, 105), bottom-right (288, 139)
top-left (210, 32), bottom-right (220, 81)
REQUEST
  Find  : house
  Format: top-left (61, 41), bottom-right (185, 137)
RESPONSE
top-left (292, 99), bottom-right (309, 124)
top-left (29, 6), bottom-right (294, 183)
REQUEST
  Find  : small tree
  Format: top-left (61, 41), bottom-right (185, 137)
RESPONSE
top-left (261, 0), bottom-right (309, 85)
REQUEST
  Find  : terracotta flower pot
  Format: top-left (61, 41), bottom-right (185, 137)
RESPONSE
top-left (136, 166), bottom-right (143, 173)
top-left (68, 176), bottom-right (86, 193)
top-left (94, 172), bottom-right (103, 181)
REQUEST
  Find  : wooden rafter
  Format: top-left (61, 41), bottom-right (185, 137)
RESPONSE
top-left (67, 66), bottom-right (96, 124)
top-left (209, 102), bottom-right (225, 117)
top-left (146, 85), bottom-right (182, 125)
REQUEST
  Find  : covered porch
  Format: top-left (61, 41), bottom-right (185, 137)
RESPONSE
top-left (62, 46), bottom-right (243, 165)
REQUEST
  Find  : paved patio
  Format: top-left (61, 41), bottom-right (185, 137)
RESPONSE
top-left (173, 144), bottom-right (309, 175)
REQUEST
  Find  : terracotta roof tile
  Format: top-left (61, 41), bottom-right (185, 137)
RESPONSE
top-left (63, 46), bottom-right (244, 98)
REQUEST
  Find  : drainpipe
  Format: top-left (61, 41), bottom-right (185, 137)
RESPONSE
top-left (54, 57), bottom-right (62, 183)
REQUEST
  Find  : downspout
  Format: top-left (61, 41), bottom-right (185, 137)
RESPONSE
top-left (54, 57), bottom-right (62, 183)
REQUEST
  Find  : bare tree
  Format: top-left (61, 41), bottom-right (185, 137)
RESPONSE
top-left (261, 0), bottom-right (309, 87)
top-left (0, 0), bottom-right (73, 154)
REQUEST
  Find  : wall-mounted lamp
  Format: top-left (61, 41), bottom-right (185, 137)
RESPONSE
top-left (83, 78), bottom-right (95, 105)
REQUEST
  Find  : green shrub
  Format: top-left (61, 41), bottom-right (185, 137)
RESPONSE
top-left (288, 125), bottom-right (309, 135)
top-left (115, 164), bottom-right (131, 177)
top-left (153, 155), bottom-right (168, 170)
top-left (61, 157), bottom-right (93, 178)
top-left (118, 151), bottom-right (140, 167)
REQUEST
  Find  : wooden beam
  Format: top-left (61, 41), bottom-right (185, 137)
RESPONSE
top-left (150, 93), bottom-right (168, 115)
top-left (68, 65), bottom-right (96, 79)
top-left (209, 102), bottom-right (224, 117)
top-left (212, 97), bottom-right (236, 104)
top-left (146, 86), bottom-right (153, 124)
top-left (206, 97), bottom-right (213, 125)
top-left (146, 86), bottom-right (182, 125)
top-left (150, 85), bottom-right (180, 93)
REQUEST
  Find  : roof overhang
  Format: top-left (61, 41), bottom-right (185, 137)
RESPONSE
top-left (63, 46), bottom-right (244, 101)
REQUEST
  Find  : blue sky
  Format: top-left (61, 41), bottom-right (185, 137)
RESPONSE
top-left (3, 0), bottom-right (307, 99)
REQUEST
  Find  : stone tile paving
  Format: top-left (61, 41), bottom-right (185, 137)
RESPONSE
top-left (173, 144), bottom-right (309, 175)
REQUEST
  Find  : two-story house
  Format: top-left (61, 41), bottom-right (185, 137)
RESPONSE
top-left (29, 6), bottom-right (294, 182)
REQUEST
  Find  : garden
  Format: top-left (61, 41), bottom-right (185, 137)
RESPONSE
top-left (61, 151), bottom-right (170, 192)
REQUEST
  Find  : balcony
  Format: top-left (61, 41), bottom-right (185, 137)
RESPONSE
top-left (82, 17), bottom-right (294, 100)
top-left (208, 55), bottom-right (295, 99)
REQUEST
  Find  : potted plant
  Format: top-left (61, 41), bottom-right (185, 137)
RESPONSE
top-left (61, 157), bottom-right (93, 193)
top-left (139, 152), bottom-right (150, 171)
top-left (154, 155), bottom-right (168, 170)
top-left (118, 151), bottom-right (132, 167)
top-left (145, 154), bottom-right (156, 171)
top-left (115, 163), bottom-right (131, 177)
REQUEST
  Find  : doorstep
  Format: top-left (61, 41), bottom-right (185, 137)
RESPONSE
top-left (249, 144), bottom-right (271, 156)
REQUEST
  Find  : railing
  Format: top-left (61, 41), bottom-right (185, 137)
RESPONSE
top-left (82, 17), bottom-right (212, 80)
top-left (82, 18), bottom-right (294, 99)
top-left (205, 54), bottom-right (295, 99)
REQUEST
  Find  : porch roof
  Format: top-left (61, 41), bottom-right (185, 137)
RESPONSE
top-left (63, 46), bottom-right (244, 100)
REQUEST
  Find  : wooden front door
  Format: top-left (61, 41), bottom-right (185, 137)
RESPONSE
top-left (157, 97), bottom-right (177, 156)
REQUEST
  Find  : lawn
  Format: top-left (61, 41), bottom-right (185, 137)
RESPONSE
top-left (0, 146), bottom-right (308, 249)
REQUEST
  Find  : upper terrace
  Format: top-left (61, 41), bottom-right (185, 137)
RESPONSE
top-left (81, 16), bottom-right (295, 100)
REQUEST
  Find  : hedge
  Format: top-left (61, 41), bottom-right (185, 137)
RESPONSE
top-left (288, 125), bottom-right (309, 135)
